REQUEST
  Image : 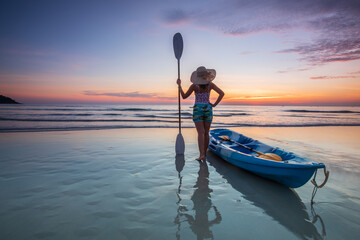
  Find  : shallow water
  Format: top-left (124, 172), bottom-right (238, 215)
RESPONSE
top-left (1, 104), bottom-right (360, 131)
top-left (0, 127), bottom-right (359, 239)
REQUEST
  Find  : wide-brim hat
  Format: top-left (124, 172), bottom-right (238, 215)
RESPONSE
top-left (190, 66), bottom-right (216, 85)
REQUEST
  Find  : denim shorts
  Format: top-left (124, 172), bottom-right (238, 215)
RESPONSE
top-left (193, 103), bottom-right (213, 122)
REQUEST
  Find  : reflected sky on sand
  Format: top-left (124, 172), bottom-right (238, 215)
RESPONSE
top-left (206, 152), bottom-right (325, 240)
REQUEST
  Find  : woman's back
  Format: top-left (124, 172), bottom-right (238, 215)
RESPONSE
top-left (194, 84), bottom-right (210, 104)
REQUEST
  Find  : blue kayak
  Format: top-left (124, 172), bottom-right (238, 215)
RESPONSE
top-left (208, 128), bottom-right (327, 188)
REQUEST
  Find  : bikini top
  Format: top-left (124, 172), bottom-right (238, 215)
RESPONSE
top-left (195, 84), bottom-right (210, 104)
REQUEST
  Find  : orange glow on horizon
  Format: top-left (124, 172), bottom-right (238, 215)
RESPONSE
top-left (2, 75), bottom-right (360, 105)
top-left (4, 91), bottom-right (359, 105)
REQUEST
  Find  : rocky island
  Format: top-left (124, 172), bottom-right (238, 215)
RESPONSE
top-left (0, 95), bottom-right (20, 104)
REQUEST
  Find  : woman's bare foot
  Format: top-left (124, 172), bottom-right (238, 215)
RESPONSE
top-left (196, 155), bottom-right (206, 161)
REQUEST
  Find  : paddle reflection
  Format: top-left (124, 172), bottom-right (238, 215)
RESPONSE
top-left (184, 160), bottom-right (221, 240)
top-left (207, 152), bottom-right (325, 240)
top-left (174, 154), bottom-right (185, 240)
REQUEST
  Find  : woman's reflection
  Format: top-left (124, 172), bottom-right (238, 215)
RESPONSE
top-left (183, 160), bottom-right (222, 240)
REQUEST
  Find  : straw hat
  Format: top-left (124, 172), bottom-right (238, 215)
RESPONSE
top-left (190, 66), bottom-right (216, 85)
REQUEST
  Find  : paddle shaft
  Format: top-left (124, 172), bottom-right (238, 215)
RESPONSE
top-left (178, 59), bottom-right (181, 133)
top-left (218, 135), bottom-right (282, 161)
top-left (219, 136), bottom-right (265, 155)
top-left (230, 140), bottom-right (263, 155)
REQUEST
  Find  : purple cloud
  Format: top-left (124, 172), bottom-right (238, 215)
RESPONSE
top-left (310, 76), bottom-right (357, 80)
top-left (279, 38), bottom-right (360, 65)
top-left (84, 90), bottom-right (155, 98)
top-left (279, 12), bottom-right (360, 65)
top-left (163, 9), bottom-right (190, 25)
top-left (162, 0), bottom-right (360, 66)
top-left (83, 91), bottom-right (176, 100)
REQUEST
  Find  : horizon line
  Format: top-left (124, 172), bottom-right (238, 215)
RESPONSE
top-left (3, 102), bottom-right (360, 107)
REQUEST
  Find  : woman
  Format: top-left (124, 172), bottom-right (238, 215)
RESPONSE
top-left (177, 66), bottom-right (225, 161)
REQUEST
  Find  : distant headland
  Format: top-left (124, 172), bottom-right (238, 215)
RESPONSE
top-left (0, 95), bottom-right (20, 104)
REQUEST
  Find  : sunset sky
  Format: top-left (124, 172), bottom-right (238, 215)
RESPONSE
top-left (1, 0), bottom-right (359, 105)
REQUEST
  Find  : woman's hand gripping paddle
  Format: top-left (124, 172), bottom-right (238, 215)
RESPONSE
top-left (174, 33), bottom-right (185, 155)
top-left (219, 135), bottom-right (282, 161)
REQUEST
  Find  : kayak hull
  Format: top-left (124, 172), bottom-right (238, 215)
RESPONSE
top-left (208, 129), bottom-right (325, 188)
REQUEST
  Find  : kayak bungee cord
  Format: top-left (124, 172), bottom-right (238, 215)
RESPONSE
top-left (311, 166), bottom-right (330, 204)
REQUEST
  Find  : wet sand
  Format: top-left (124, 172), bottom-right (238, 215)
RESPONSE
top-left (0, 127), bottom-right (359, 239)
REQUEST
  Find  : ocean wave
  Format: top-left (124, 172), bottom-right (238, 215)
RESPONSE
top-left (163, 112), bottom-right (249, 117)
top-left (215, 113), bottom-right (250, 117)
top-left (216, 109), bottom-right (250, 113)
top-left (109, 108), bottom-right (151, 111)
top-left (109, 108), bottom-right (172, 112)
top-left (213, 122), bottom-right (360, 127)
top-left (133, 114), bottom-right (193, 120)
top-left (0, 125), bottom-right (182, 132)
top-left (284, 110), bottom-right (360, 114)
top-left (103, 113), bottom-right (123, 116)
top-left (167, 112), bottom-right (192, 116)
top-left (8, 108), bottom-right (90, 111)
top-left (1, 105), bottom-right (360, 132)
top-left (1, 122), bottom-right (360, 133)
top-left (134, 114), bottom-right (162, 118)
top-left (284, 114), bottom-right (338, 119)
top-left (48, 113), bottom-right (94, 116)
top-left (3, 113), bottom-right (95, 117)
top-left (0, 107), bottom-right (174, 112)
top-left (0, 117), bottom-right (177, 123)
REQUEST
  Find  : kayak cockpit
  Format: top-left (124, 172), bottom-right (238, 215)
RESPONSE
top-left (209, 128), bottom-right (329, 189)
top-left (211, 129), bottom-right (324, 165)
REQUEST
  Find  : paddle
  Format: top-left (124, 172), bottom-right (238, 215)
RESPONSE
top-left (218, 135), bottom-right (282, 162)
top-left (174, 32), bottom-right (185, 155)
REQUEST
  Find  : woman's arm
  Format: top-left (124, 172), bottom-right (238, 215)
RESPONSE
top-left (177, 79), bottom-right (195, 99)
top-left (210, 82), bottom-right (225, 107)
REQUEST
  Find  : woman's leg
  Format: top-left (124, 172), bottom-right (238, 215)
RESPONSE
top-left (203, 121), bottom-right (212, 155)
top-left (195, 121), bottom-right (206, 160)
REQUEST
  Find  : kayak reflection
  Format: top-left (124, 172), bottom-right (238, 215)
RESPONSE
top-left (207, 152), bottom-right (324, 240)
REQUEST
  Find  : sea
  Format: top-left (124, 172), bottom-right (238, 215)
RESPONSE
top-left (1, 104), bottom-right (360, 131)
top-left (1, 104), bottom-right (360, 239)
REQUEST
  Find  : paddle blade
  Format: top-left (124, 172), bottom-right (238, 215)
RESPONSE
top-left (219, 135), bottom-right (231, 141)
top-left (175, 154), bottom-right (185, 173)
top-left (175, 133), bottom-right (185, 154)
top-left (258, 153), bottom-right (282, 162)
top-left (173, 33), bottom-right (183, 60)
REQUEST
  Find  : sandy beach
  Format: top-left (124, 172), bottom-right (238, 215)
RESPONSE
top-left (0, 126), bottom-right (359, 239)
